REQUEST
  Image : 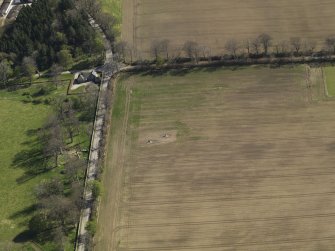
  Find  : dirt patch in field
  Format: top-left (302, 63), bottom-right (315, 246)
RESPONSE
top-left (139, 130), bottom-right (177, 146)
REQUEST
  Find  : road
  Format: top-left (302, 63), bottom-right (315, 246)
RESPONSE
top-left (76, 16), bottom-right (116, 251)
top-left (0, 0), bottom-right (13, 26)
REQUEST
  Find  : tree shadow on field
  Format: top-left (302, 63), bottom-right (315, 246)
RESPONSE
top-left (169, 68), bottom-right (196, 76)
top-left (139, 67), bottom-right (198, 78)
top-left (137, 64), bottom-right (260, 78)
top-left (9, 205), bottom-right (38, 233)
top-left (12, 129), bottom-right (50, 184)
top-left (25, 128), bottom-right (42, 137)
top-left (13, 230), bottom-right (33, 243)
top-left (201, 65), bottom-right (223, 72)
top-left (9, 204), bottom-right (37, 221)
top-left (139, 69), bottom-right (168, 77)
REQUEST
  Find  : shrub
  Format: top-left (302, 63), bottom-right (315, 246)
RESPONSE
top-left (70, 96), bottom-right (81, 110)
top-left (22, 95), bottom-right (33, 103)
top-left (44, 98), bottom-right (51, 105)
top-left (33, 87), bottom-right (47, 97)
top-left (89, 180), bottom-right (102, 199)
top-left (86, 219), bottom-right (97, 235)
top-left (32, 99), bottom-right (42, 104)
top-left (22, 91), bottom-right (30, 96)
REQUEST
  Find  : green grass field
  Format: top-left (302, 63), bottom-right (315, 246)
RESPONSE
top-left (0, 92), bottom-right (50, 250)
top-left (324, 66), bottom-right (335, 97)
top-left (0, 78), bottom-right (93, 250)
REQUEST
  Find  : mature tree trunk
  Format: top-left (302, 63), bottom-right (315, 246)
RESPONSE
top-left (50, 64), bottom-right (63, 89)
top-left (243, 39), bottom-right (251, 57)
top-left (22, 57), bottom-right (37, 85)
top-left (183, 41), bottom-right (199, 63)
top-left (290, 37), bottom-right (302, 55)
top-left (225, 39), bottom-right (239, 58)
top-left (258, 33), bottom-right (272, 55)
top-left (252, 38), bottom-right (261, 56)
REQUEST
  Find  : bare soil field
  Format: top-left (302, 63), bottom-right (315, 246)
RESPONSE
top-left (96, 65), bottom-right (335, 250)
top-left (122, 0), bottom-right (335, 59)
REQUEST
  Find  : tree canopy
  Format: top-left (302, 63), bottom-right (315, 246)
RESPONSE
top-left (0, 0), bottom-right (101, 71)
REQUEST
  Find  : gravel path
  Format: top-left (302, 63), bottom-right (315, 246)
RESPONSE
top-left (76, 16), bottom-right (116, 251)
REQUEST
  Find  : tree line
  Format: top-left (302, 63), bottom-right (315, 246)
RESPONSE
top-left (24, 88), bottom-right (99, 250)
top-left (181, 34), bottom-right (335, 62)
top-left (115, 34), bottom-right (335, 64)
top-left (77, 0), bottom-right (118, 43)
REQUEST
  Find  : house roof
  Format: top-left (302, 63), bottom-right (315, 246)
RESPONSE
top-left (90, 70), bottom-right (99, 77)
top-left (74, 71), bottom-right (101, 84)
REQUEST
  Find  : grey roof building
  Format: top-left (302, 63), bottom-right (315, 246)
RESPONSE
top-left (74, 71), bottom-right (101, 85)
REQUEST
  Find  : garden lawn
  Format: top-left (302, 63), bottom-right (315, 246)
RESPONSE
top-left (0, 79), bottom-right (92, 250)
top-left (0, 96), bottom-right (50, 249)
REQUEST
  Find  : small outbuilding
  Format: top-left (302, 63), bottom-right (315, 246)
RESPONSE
top-left (74, 70), bottom-right (101, 85)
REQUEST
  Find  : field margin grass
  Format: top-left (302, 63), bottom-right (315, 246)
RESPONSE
top-left (324, 66), bottom-right (335, 97)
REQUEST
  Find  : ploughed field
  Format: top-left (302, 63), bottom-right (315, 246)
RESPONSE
top-left (96, 65), bottom-right (335, 250)
top-left (122, 0), bottom-right (335, 59)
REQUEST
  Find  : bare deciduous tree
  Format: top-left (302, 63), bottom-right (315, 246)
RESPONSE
top-left (127, 46), bottom-right (135, 64)
top-left (115, 41), bottom-right (128, 61)
top-left (52, 96), bottom-right (67, 119)
top-left (60, 101), bottom-right (80, 143)
top-left (50, 63), bottom-right (63, 88)
top-left (258, 33), bottom-right (272, 55)
top-left (22, 56), bottom-right (37, 84)
top-left (243, 39), bottom-right (251, 57)
top-left (78, 0), bottom-right (101, 17)
top-left (80, 233), bottom-right (94, 250)
top-left (169, 47), bottom-right (183, 63)
top-left (302, 39), bottom-right (317, 55)
top-left (290, 37), bottom-right (302, 54)
top-left (39, 195), bottom-right (79, 227)
top-left (252, 37), bottom-right (261, 56)
top-left (0, 59), bottom-right (12, 88)
top-left (273, 43), bottom-right (280, 56)
top-left (96, 12), bottom-right (116, 33)
top-left (225, 39), bottom-right (239, 58)
top-left (35, 179), bottom-right (64, 200)
top-left (199, 46), bottom-right (211, 61)
top-left (325, 35), bottom-right (335, 54)
top-left (151, 39), bottom-right (170, 61)
top-left (43, 115), bottom-right (64, 167)
top-left (151, 40), bottom-right (162, 61)
top-left (65, 156), bottom-right (86, 182)
top-left (79, 87), bottom-right (98, 122)
top-left (52, 227), bottom-right (66, 251)
top-left (183, 41), bottom-right (200, 63)
top-left (278, 40), bottom-right (290, 55)
top-left (71, 181), bottom-right (85, 210)
top-left (160, 39), bottom-right (170, 60)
